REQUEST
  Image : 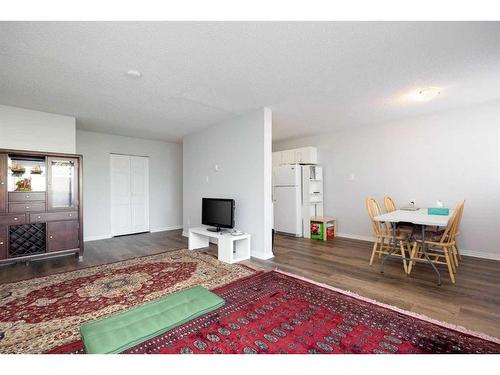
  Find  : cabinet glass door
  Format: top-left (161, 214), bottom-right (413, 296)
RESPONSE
top-left (48, 157), bottom-right (78, 210)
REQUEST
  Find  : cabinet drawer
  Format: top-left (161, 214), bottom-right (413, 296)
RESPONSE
top-left (9, 202), bottom-right (46, 213)
top-left (47, 221), bottom-right (79, 252)
top-left (0, 214), bottom-right (26, 225)
top-left (30, 211), bottom-right (78, 223)
top-left (8, 192), bottom-right (46, 202)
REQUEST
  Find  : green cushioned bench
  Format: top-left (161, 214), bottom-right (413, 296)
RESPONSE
top-left (80, 286), bottom-right (224, 354)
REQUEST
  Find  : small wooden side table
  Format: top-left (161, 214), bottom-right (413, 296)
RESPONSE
top-left (310, 216), bottom-right (337, 241)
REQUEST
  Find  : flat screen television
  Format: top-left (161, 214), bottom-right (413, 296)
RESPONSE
top-left (202, 198), bottom-right (235, 232)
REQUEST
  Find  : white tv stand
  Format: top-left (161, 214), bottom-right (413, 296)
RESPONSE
top-left (188, 227), bottom-right (251, 264)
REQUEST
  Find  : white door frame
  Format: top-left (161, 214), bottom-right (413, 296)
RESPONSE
top-left (110, 153), bottom-right (150, 236)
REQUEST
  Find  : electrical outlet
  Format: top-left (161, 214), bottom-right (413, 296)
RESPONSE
top-left (409, 199), bottom-right (416, 207)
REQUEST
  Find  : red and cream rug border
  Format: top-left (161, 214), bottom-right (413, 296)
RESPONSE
top-left (274, 269), bottom-right (500, 345)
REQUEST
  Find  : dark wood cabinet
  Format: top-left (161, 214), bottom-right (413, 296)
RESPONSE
top-left (0, 225), bottom-right (6, 259)
top-left (0, 148), bottom-right (83, 264)
top-left (0, 154), bottom-right (7, 213)
top-left (47, 221), bottom-right (79, 252)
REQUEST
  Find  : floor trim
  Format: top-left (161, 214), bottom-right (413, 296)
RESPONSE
top-left (84, 234), bottom-right (112, 242)
top-left (336, 232), bottom-right (500, 261)
top-left (336, 232), bottom-right (374, 242)
top-left (85, 226), bottom-right (183, 242)
top-left (151, 225), bottom-right (183, 233)
top-left (459, 249), bottom-right (500, 261)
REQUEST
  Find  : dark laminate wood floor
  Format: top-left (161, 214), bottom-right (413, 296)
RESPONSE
top-left (1, 229), bottom-right (499, 339)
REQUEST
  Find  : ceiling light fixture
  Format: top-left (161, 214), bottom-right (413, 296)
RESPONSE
top-left (125, 69), bottom-right (142, 79)
top-left (411, 86), bottom-right (441, 102)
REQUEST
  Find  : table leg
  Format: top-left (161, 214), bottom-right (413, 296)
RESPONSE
top-left (380, 222), bottom-right (398, 274)
top-left (419, 224), bottom-right (442, 286)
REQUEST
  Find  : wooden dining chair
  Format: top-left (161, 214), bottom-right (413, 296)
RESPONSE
top-left (407, 200), bottom-right (465, 284)
top-left (452, 203), bottom-right (464, 264)
top-left (383, 196), bottom-right (397, 212)
top-left (366, 197), bottom-right (409, 273)
top-left (384, 196), bottom-right (414, 234)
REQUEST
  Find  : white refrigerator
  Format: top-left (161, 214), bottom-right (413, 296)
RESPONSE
top-left (272, 165), bottom-right (303, 236)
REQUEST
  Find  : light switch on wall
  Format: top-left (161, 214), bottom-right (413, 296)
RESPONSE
top-left (205, 175), bottom-right (209, 183)
top-left (348, 173), bottom-right (355, 181)
top-left (214, 164), bottom-right (219, 172)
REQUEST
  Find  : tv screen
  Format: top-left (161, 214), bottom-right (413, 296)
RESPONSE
top-left (202, 198), bottom-right (235, 231)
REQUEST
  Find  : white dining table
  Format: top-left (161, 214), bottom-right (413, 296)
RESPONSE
top-left (374, 208), bottom-right (454, 285)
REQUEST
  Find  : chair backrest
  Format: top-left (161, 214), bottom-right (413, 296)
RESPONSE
top-left (384, 196), bottom-right (397, 213)
top-left (439, 200), bottom-right (465, 244)
top-left (366, 197), bottom-right (387, 236)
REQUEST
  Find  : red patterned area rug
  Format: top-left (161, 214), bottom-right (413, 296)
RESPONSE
top-left (52, 270), bottom-right (500, 354)
top-left (0, 249), bottom-right (255, 353)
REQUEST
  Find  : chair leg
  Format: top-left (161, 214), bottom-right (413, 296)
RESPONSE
top-left (406, 242), bottom-right (412, 255)
top-left (378, 238), bottom-right (384, 258)
top-left (455, 241), bottom-right (462, 260)
top-left (452, 245), bottom-right (459, 267)
top-left (443, 247), bottom-right (456, 284)
top-left (407, 242), bottom-right (419, 274)
top-left (370, 238), bottom-right (379, 265)
top-left (449, 249), bottom-right (457, 274)
top-left (399, 240), bottom-right (408, 273)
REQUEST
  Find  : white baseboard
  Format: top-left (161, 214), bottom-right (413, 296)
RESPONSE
top-left (84, 234), bottom-right (112, 242)
top-left (150, 225), bottom-right (183, 233)
top-left (459, 249), bottom-right (500, 261)
top-left (251, 251), bottom-right (275, 260)
top-left (336, 232), bottom-right (500, 261)
top-left (85, 225), bottom-right (182, 242)
top-left (336, 232), bottom-right (374, 242)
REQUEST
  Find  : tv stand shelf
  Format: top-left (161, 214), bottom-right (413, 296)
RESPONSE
top-left (188, 227), bottom-right (251, 264)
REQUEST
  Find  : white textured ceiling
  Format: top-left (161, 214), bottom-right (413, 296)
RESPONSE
top-left (1, 22), bottom-right (499, 142)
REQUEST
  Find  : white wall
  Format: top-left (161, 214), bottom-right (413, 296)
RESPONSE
top-left (183, 108), bottom-right (273, 260)
top-left (0, 104), bottom-right (76, 153)
top-left (76, 130), bottom-right (183, 241)
top-left (274, 100), bottom-right (500, 260)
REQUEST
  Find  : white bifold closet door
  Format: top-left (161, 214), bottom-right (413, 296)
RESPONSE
top-left (110, 154), bottom-right (149, 236)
